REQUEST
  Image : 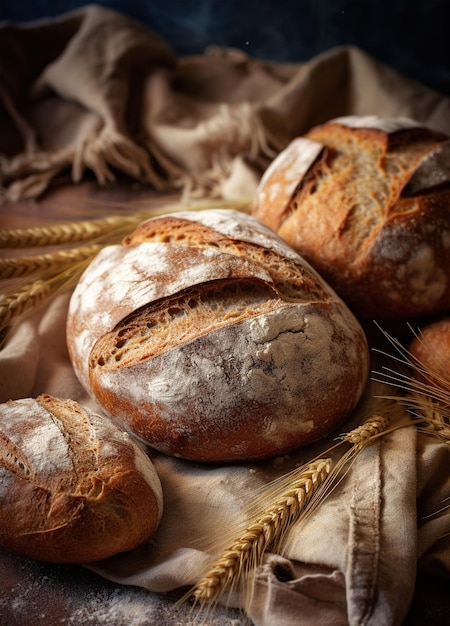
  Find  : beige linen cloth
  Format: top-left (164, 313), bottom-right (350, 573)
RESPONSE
top-left (1, 4), bottom-right (450, 204)
top-left (1, 5), bottom-right (450, 625)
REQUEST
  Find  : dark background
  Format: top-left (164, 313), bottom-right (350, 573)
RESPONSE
top-left (0, 0), bottom-right (449, 96)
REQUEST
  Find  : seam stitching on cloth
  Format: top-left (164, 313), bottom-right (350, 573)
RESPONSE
top-left (347, 442), bottom-right (382, 625)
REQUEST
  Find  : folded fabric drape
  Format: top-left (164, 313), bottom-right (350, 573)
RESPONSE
top-left (1, 4), bottom-right (449, 204)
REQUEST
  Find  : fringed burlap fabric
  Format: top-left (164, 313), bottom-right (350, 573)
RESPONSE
top-left (1, 4), bottom-right (450, 204)
top-left (1, 5), bottom-right (450, 626)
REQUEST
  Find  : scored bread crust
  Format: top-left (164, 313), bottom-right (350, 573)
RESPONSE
top-left (253, 116), bottom-right (450, 320)
top-left (0, 395), bottom-right (163, 563)
top-left (67, 209), bottom-right (370, 462)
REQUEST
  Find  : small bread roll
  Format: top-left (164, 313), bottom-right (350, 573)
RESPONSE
top-left (0, 395), bottom-right (163, 563)
top-left (253, 116), bottom-right (450, 320)
top-left (67, 209), bottom-right (370, 462)
top-left (408, 317), bottom-right (450, 391)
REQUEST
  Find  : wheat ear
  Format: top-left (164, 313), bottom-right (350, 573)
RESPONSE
top-left (0, 201), bottom-right (252, 345)
top-left (399, 390), bottom-right (450, 443)
top-left (183, 386), bottom-right (408, 624)
top-left (0, 280), bottom-right (53, 332)
top-left (371, 324), bottom-right (450, 441)
top-left (341, 414), bottom-right (391, 448)
top-left (0, 244), bottom-right (102, 279)
top-left (0, 200), bottom-right (252, 249)
top-left (0, 255), bottom-right (95, 335)
top-left (186, 458), bottom-right (331, 610)
top-left (0, 215), bottom-right (149, 248)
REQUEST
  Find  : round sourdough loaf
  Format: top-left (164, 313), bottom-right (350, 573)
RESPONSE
top-left (0, 394), bottom-right (163, 563)
top-left (408, 317), bottom-right (450, 391)
top-left (253, 116), bottom-right (450, 320)
top-left (67, 209), bottom-right (370, 462)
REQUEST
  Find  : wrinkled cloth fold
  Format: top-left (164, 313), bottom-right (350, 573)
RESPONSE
top-left (1, 4), bottom-right (450, 204)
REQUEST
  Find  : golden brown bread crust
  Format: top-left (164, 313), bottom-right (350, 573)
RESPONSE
top-left (408, 317), bottom-right (450, 391)
top-left (252, 116), bottom-right (450, 320)
top-left (67, 209), bottom-right (370, 462)
top-left (0, 395), bottom-right (163, 563)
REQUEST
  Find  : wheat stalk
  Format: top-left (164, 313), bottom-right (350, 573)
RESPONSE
top-left (0, 279), bottom-right (54, 331)
top-left (0, 200), bottom-right (252, 249)
top-left (0, 244), bottom-right (102, 279)
top-left (182, 386), bottom-right (409, 623)
top-left (416, 397), bottom-right (450, 443)
top-left (370, 324), bottom-right (450, 542)
top-left (372, 324), bottom-right (450, 443)
top-left (0, 200), bottom-right (251, 343)
top-left (0, 215), bottom-right (147, 248)
top-left (188, 458), bottom-right (331, 609)
top-left (0, 254), bottom-right (96, 335)
top-left (0, 213), bottom-right (156, 340)
top-left (396, 390), bottom-right (450, 443)
top-left (0, 213), bottom-right (150, 343)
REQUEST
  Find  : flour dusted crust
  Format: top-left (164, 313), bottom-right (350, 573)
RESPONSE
top-left (332, 115), bottom-right (422, 133)
top-left (0, 395), bottom-right (163, 563)
top-left (67, 209), bottom-right (370, 462)
top-left (253, 116), bottom-right (450, 320)
top-left (67, 241), bottom-right (273, 392)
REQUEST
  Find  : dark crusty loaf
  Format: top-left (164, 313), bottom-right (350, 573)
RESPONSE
top-left (0, 394), bottom-right (163, 563)
top-left (67, 209), bottom-right (370, 462)
top-left (253, 116), bottom-right (450, 320)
